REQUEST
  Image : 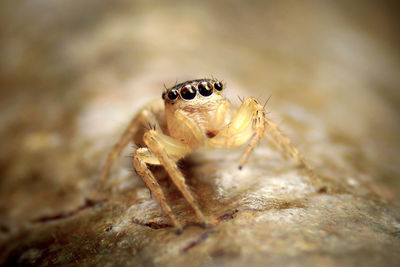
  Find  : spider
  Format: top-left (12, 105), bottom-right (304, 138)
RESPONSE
top-left (99, 78), bottom-right (321, 234)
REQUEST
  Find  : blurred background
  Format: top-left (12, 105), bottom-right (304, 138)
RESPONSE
top-left (0, 0), bottom-right (400, 240)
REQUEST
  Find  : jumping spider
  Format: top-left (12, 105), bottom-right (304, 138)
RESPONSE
top-left (99, 78), bottom-right (321, 233)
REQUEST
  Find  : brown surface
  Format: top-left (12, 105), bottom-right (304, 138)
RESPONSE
top-left (1, 1), bottom-right (400, 266)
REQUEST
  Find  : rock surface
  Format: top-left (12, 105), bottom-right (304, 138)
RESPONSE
top-left (1, 1), bottom-right (400, 266)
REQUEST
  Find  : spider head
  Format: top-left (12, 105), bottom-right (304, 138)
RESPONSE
top-left (162, 79), bottom-right (224, 106)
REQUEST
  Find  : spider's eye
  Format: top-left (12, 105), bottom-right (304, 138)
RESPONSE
top-left (162, 91), bottom-right (166, 100)
top-left (198, 82), bottom-right (213, 97)
top-left (214, 81), bottom-right (223, 91)
top-left (168, 89), bottom-right (179, 100)
top-left (180, 85), bottom-right (197, 100)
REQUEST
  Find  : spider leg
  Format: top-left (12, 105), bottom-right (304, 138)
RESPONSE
top-left (97, 101), bottom-right (162, 195)
top-left (238, 100), bottom-right (265, 169)
top-left (208, 98), bottom-right (265, 169)
top-left (143, 130), bottom-right (207, 227)
top-left (263, 117), bottom-right (323, 189)
top-left (133, 148), bottom-right (183, 233)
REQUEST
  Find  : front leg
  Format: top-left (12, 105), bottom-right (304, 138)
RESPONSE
top-left (133, 148), bottom-right (183, 233)
top-left (143, 130), bottom-right (207, 228)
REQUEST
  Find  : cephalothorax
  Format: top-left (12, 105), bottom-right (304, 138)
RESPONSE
top-left (99, 78), bottom-right (319, 233)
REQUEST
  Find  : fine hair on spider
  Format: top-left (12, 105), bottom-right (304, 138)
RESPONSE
top-left (95, 78), bottom-right (324, 234)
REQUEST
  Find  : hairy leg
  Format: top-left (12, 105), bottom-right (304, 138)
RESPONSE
top-left (238, 99), bottom-right (265, 169)
top-left (97, 101), bottom-right (163, 194)
top-left (143, 130), bottom-right (207, 227)
top-left (133, 148), bottom-right (183, 233)
top-left (264, 117), bottom-right (323, 189)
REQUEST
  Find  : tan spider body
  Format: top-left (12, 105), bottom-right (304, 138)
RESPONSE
top-left (99, 78), bottom-right (319, 233)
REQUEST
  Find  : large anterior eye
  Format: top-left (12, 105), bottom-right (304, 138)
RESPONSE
top-left (198, 82), bottom-right (213, 96)
top-left (168, 89), bottom-right (179, 100)
top-left (180, 85), bottom-right (197, 100)
top-left (214, 81), bottom-right (223, 91)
